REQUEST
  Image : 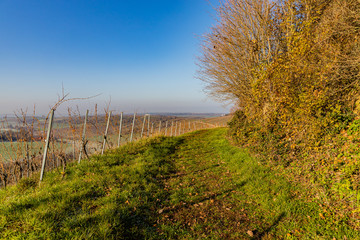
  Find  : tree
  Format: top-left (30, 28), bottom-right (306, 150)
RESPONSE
top-left (198, 0), bottom-right (360, 143)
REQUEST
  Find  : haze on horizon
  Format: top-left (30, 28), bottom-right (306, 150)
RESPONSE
top-left (0, 0), bottom-right (230, 116)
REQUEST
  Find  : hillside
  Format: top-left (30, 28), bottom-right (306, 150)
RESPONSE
top-left (0, 128), bottom-right (358, 239)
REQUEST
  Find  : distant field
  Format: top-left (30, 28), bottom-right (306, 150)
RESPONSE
top-left (0, 114), bottom-right (227, 163)
top-left (0, 141), bottom-right (75, 162)
top-left (202, 114), bottom-right (232, 126)
top-left (0, 142), bottom-right (42, 161)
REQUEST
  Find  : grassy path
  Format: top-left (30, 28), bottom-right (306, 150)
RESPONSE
top-left (0, 128), bottom-right (358, 239)
top-left (156, 129), bottom-right (359, 239)
top-left (157, 129), bottom-right (280, 239)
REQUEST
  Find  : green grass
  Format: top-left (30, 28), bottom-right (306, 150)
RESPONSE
top-left (0, 128), bottom-right (358, 239)
top-left (0, 141), bottom-right (44, 161)
top-left (0, 140), bottom-right (75, 162)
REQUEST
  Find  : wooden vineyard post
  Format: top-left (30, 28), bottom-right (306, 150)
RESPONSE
top-left (73, 140), bottom-right (76, 161)
top-left (158, 121), bottom-right (162, 135)
top-left (188, 121), bottom-right (191, 132)
top-left (165, 121), bottom-right (168, 136)
top-left (39, 109), bottom-right (54, 183)
top-left (117, 112), bottom-right (123, 147)
top-left (175, 121), bottom-right (178, 136)
top-left (78, 109), bottom-right (89, 163)
top-left (141, 114), bottom-right (147, 138)
top-left (26, 144), bottom-right (30, 178)
top-left (130, 112), bottom-right (136, 142)
top-left (179, 122), bottom-right (182, 135)
top-left (172, 121), bottom-right (175, 136)
top-left (101, 111), bottom-right (111, 155)
top-left (147, 114), bottom-right (151, 137)
top-left (170, 121), bottom-right (174, 136)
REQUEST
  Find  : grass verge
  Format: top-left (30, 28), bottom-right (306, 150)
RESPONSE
top-left (0, 128), bottom-right (358, 239)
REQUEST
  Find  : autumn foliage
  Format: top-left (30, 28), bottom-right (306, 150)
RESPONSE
top-left (199, 0), bottom-right (360, 151)
top-left (199, 0), bottom-right (360, 226)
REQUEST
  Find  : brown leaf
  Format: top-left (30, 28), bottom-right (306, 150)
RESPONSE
top-left (247, 230), bottom-right (254, 237)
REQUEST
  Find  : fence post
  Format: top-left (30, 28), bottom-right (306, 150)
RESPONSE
top-left (179, 122), bottom-right (182, 135)
top-left (141, 114), bottom-right (147, 138)
top-left (78, 109), bottom-right (89, 163)
top-left (117, 112), bottom-right (123, 147)
top-left (73, 139), bottom-right (76, 160)
top-left (174, 121), bottom-right (176, 136)
top-left (101, 111), bottom-right (111, 155)
top-left (151, 122), bottom-right (154, 136)
top-left (26, 144), bottom-right (30, 178)
top-left (147, 114), bottom-right (151, 137)
top-left (158, 121), bottom-right (162, 134)
top-left (130, 112), bottom-right (136, 142)
top-left (165, 121), bottom-right (168, 136)
top-left (39, 109), bottom-right (54, 183)
top-left (171, 121), bottom-right (174, 136)
top-left (175, 121), bottom-right (178, 136)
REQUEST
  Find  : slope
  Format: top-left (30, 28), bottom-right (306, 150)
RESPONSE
top-left (0, 128), bottom-right (358, 239)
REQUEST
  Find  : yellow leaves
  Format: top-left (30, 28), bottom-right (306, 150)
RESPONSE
top-left (319, 213), bottom-right (325, 220)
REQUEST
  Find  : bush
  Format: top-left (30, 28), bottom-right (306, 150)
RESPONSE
top-left (199, 0), bottom-right (360, 158)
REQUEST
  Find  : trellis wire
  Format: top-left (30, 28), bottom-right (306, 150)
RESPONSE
top-left (0, 108), bottom-right (219, 188)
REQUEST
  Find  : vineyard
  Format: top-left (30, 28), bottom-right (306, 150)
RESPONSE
top-left (0, 105), bottom-right (224, 188)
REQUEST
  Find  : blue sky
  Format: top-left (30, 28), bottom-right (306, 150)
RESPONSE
top-left (0, 0), bottom-right (229, 115)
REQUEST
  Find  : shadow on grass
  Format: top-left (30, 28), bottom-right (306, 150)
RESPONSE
top-left (160, 181), bottom-right (248, 214)
top-left (165, 163), bottom-right (221, 179)
top-left (252, 212), bottom-right (286, 240)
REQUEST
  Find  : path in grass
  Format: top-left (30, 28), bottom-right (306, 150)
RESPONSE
top-left (156, 130), bottom-right (258, 239)
top-left (156, 129), bottom-right (289, 239)
top-left (156, 129), bottom-right (358, 239)
top-left (0, 128), bottom-right (358, 239)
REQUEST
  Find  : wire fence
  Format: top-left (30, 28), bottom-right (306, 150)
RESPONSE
top-left (0, 105), bottom-right (220, 188)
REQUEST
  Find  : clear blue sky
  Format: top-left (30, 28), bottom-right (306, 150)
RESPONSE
top-left (0, 0), bottom-right (229, 115)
